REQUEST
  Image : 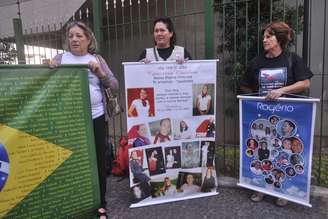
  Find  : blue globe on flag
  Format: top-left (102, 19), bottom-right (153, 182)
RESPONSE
top-left (0, 143), bottom-right (9, 192)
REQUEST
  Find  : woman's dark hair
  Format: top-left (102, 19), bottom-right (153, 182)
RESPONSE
top-left (64, 21), bottom-right (97, 54)
top-left (284, 120), bottom-right (295, 130)
top-left (263, 21), bottom-right (294, 50)
top-left (153, 16), bottom-right (176, 46)
top-left (180, 121), bottom-right (188, 132)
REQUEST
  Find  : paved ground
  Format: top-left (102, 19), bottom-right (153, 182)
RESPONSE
top-left (105, 176), bottom-right (328, 219)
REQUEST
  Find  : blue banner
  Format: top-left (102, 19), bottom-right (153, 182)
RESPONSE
top-left (238, 97), bottom-right (317, 207)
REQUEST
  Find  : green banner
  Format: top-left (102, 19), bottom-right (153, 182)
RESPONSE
top-left (0, 65), bottom-right (99, 218)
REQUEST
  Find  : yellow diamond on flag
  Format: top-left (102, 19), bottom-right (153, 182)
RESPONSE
top-left (0, 124), bottom-right (72, 217)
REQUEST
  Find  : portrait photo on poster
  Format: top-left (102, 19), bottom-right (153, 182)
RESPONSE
top-left (173, 119), bottom-right (195, 140)
top-left (149, 118), bottom-right (172, 144)
top-left (129, 149), bottom-right (150, 185)
top-left (192, 84), bottom-right (215, 116)
top-left (128, 124), bottom-right (151, 148)
top-left (164, 146), bottom-right (181, 169)
top-left (176, 172), bottom-right (202, 195)
top-left (195, 117), bottom-right (216, 138)
top-left (127, 87), bottom-right (155, 117)
top-left (145, 147), bottom-right (166, 176)
top-left (200, 141), bottom-right (215, 168)
top-left (150, 176), bottom-right (178, 198)
top-left (181, 141), bottom-right (200, 169)
top-left (130, 182), bottom-right (152, 203)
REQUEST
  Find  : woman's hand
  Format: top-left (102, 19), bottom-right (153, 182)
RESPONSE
top-left (140, 58), bottom-right (151, 64)
top-left (176, 57), bottom-right (188, 64)
top-left (265, 89), bottom-right (283, 100)
top-left (88, 61), bottom-right (106, 79)
top-left (45, 59), bottom-right (58, 69)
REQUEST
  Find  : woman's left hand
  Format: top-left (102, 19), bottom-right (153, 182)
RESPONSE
top-left (265, 89), bottom-right (283, 100)
top-left (88, 61), bottom-right (106, 79)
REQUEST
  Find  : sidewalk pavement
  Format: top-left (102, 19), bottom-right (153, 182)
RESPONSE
top-left (106, 176), bottom-right (328, 219)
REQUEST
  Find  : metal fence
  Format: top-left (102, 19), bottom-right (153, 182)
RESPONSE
top-left (1, 0), bottom-right (327, 187)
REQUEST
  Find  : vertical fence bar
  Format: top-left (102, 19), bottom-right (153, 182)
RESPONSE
top-left (193, 0), bottom-right (197, 58)
top-left (295, 0), bottom-right (299, 54)
top-left (245, 0), bottom-right (248, 66)
top-left (222, 1), bottom-right (226, 176)
top-left (24, 29), bottom-right (30, 64)
top-left (233, 0), bottom-right (238, 176)
top-left (13, 18), bottom-right (25, 64)
top-left (283, 0), bottom-right (286, 21)
top-left (204, 0), bottom-right (214, 59)
top-left (146, 0), bottom-right (150, 35)
top-left (93, 0), bottom-right (104, 54)
top-left (257, 0), bottom-right (260, 55)
top-left (270, 0), bottom-right (272, 22)
top-left (303, 0), bottom-right (309, 64)
top-left (129, 0), bottom-right (133, 42)
top-left (318, 0), bottom-right (327, 186)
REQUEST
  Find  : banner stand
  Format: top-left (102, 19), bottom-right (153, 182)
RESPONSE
top-left (124, 60), bottom-right (219, 208)
top-left (237, 95), bottom-right (319, 207)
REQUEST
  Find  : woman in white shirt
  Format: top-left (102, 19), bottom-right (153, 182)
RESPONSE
top-left (196, 85), bottom-right (212, 115)
top-left (49, 21), bottom-right (118, 219)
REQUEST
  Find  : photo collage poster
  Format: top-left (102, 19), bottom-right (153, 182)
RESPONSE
top-left (238, 97), bottom-right (318, 207)
top-left (124, 60), bottom-right (218, 207)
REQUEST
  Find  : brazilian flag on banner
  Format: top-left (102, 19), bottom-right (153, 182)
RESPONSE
top-left (0, 65), bottom-right (100, 218)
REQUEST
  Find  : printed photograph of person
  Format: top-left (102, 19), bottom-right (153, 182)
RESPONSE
top-left (195, 117), bottom-right (215, 137)
top-left (201, 167), bottom-right (217, 193)
top-left (130, 182), bottom-right (151, 204)
top-left (246, 149), bottom-right (254, 157)
top-left (128, 124), bottom-right (151, 148)
top-left (181, 141), bottom-right (200, 169)
top-left (250, 160), bottom-right (263, 175)
top-left (250, 119), bottom-right (273, 141)
top-left (127, 88), bottom-right (155, 117)
top-left (149, 177), bottom-right (178, 198)
top-left (145, 147), bottom-right (166, 176)
top-left (269, 149), bottom-right (279, 160)
top-left (271, 168), bottom-right (285, 183)
top-left (177, 172), bottom-right (202, 195)
top-left (193, 84), bottom-right (214, 116)
top-left (200, 141), bottom-right (215, 167)
top-left (269, 115), bottom-right (279, 125)
top-left (159, 177), bottom-right (177, 197)
top-left (281, 138), bottom-right (293, 153)
top-left (149, 118), bottom-right (172, 144)
top-left (290, 154), bottom-right (304, 166)
top-left (164, 146), bottom-right (181, 169)
top-left (295, 164), bottom-right (304, 174)
top-left (285, 166), bottom-right (296, 177)
top-left (264, 175), bottom-right (274, 184)
top-left (271, 138), bottom-right (282, 149)
top-left (291, 137), bottom-right (304, 154)
top-left (277, 119), bottom-right (297, 137)
top-left (261, 160), bottom-right (273, 171)
top-left (173, 120), bottom-right (194, 140)
top-left (129, 150), bottom-right (150, 184)
top-left (258, 141), bottom-right (269, 161)
top-left (276, 151), bottom-right (289, 166)
top-left (246, 138), bottom-right (258, 150)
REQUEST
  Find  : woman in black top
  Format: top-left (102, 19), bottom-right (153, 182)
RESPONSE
top-left (138, 16), bottom-right (192, 62)
top-left (241, 22), bottom-right (313, 99)
top-left (241, 21), bottom-right (313, 206)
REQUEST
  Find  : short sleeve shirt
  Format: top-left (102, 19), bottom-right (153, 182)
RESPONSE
top-left (241, 51), bottom-right (313, 95)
